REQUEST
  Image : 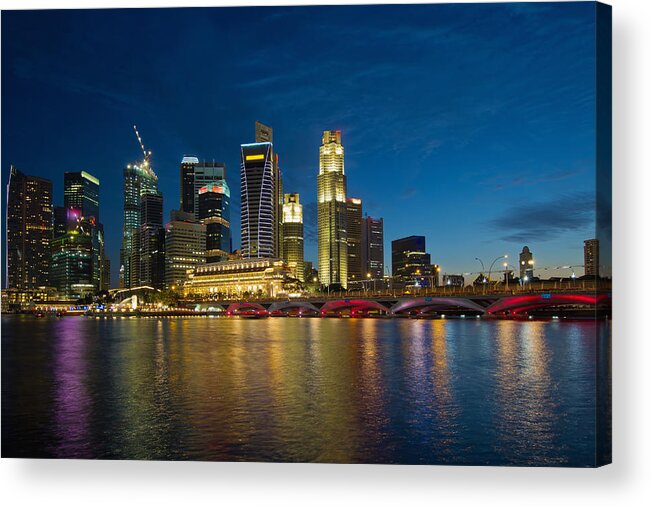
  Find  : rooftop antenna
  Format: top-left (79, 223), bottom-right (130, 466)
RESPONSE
top-left (133, 124), bottom-right (152, 165)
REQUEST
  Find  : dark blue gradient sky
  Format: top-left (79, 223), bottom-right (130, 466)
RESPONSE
top-left (2, 2), bottom-right (600, 286)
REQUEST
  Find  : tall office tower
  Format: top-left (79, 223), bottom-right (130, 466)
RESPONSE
top-left (317, 130), bottom-right (348, 288)
top-left (392, 235), bottom-right (432, 287)
top-left (6, 166), bottom-right (53, 290)
top-left (584, 238), bottom-right (600, 277)
top-left (179, 157), bottom-right (228, 219)
top-left (100, 257), bottom-right (111, 291)
top-left (346, 197), bottom-right (363, 284)
top-left (137, 193), bottom-right (165, 289)
top-left (282, 193), bottom-right (304, 282)
top-left (198, 183), bottom-right (231, 263)
top-left (50, 215), bottom-right (94, 298)
top-left (241, 139), bottom-right (278, 258)
top-left (519, 246), bottom-right (535, 280)
top-left (362, 216), bottom-right (384, 280)
top-left (64, 171), bottom-right (100, 220)
top-left (254, 121), bottom-right (283, 259)
top-left (64, 170), bottom-right (104, 290)
top-left (120, 158), bottom-right (159, 288)
top-left (53, 206), bottom-right (68, 240)
top-left (165, 210), bottom-right (207, 289)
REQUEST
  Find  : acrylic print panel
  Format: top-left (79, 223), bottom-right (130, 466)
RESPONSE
top-left (1, 2), bottom-right (611, 467)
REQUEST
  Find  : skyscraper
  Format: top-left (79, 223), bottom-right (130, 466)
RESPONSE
top-left (64, 170), bottom-right (104, 291)
top-left (241, 138), bottom-right (278, 258)
top-left (519, 246), bottom-right (534, 280)
top-left (392, 235), bottom-right (432, 287)
top-left (346, 197), bottom-right (363, 285)
top-left (282, 193), bottom-right (304, 282)
top-left (362, 216), bottom-right (384, 280)
top-left (137, 193), bottom-right (165, 289)
top-left (584, 238), bottom-right (600, 277)
top-left (198, 183), bottom-right (231, 263)
top-left (165, 210), bottom-right (206, 290)
top-left (120, 158), bottom-right (159, 288)
top-left (317, 130), bottom-right (348, 288)
top-left (6, 166), bottom-right (53, 290)
top-left (64, 171), bottom-right (99, 220)
top-left (179, 157), bottom-right (227, 219)
top-left (50, 215), bottom-right (94, 298)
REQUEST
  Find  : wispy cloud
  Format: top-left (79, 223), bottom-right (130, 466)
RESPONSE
top-left (487, 191), bottom-right (595, 242)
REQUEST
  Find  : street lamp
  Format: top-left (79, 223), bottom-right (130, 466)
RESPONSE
top-left (488, 255), bottom-right (508, 289)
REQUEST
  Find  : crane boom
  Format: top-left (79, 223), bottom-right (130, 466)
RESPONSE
top-left (133, 124), bottom-right (151, 163)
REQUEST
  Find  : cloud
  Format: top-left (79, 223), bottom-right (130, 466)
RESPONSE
top-left (487, 191), bottom-right (595, 242)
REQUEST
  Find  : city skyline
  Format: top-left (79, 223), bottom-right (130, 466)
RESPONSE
top-left (1, 3), bottom-right (607, 287)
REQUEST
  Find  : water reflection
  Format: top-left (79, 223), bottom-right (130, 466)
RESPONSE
top-left (1, 316), bottom-right (607, 466)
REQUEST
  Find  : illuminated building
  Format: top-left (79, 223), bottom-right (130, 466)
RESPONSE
top-left (442, 274), bottom-right (465, 288)
top-left (584, 238), bottom-right (600, 277)
top-left (165, 210), bottom-right (206, 289)
top-left (187, 258), bottom-right (293, 298)
top-left (346, 197), bottom-right (363, 285)
top-left (317, 130), bottom-right (347, 288)
top-left (432, 264), bottom-right (441, 287)
top-left (362, 216), bottom-right (384, 280)
top-left (519, 246), bottom-right (534, 280)
top-left (282, 193), bottom-right (304, 282)
top-left (391, 235), bottom-right (432, 287)
top-left (6, 166), bottom-right (53, 290)
top-left (64, 170), bottom-right (105, 291)
top-left (120, 158), bottom-right (159, 288)
top-left (100, 257), bottom-right (111, 291)
top-left (50, 216), bottom-right (94, 298)
top-left (180, 157), bottom-right (227, 219)
top-left (241, 138), bottom-right (278, 258)
top-left (198, 183), bottom-right (231, 262)
top-left (137, 193), bottom-right (165, 289)
top-left (64, 171), bottom-right (99, 220)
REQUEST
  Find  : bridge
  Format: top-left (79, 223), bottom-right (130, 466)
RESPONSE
top-left (186, 291), bottom-right (611, 318)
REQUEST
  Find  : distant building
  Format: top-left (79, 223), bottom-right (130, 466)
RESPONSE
top-left (120, 159), bottom-right (159, 288)
top-left (317, 130), bottom-right (348, 288)
top-left (392, 235), bottom-right (432, 287)
top-left (165, 210), bottom-right (206, 290)
top-left (50, 217), bottom-right (94, 298)
top-left (282, 193), bottom-right (304, 282)
top-left (519, 246), bottom-right (534, 280)
top-left (442, 274), bottom-right (465, 288)
top-left (198, 184), bottom-right (231, 263)
top-left (100, 257), bottom-right (111, 291)
top-left (362, 216), bottom-right (384, 281)
top-left (187, 258), bottom-right (294, 298)
top-left (346, 197), bottom-right (363, 285)
top-left (64, 170), bottom-right (105, 291)
top-left (584, 238), bottom-right (600, 277)
top-left (179, 157), bottom-right (227, 219)
top-left (6, 166), bottom-right (53, 290)
top-left (64, 171), bottom-right (99, 220)
top-left (241, 136), bottom-right (280, 258)
top-left (137, 193), bottom-right (165, 289)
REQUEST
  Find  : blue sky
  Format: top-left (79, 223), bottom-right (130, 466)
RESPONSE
top-left (1, 2), bottom-right (602, 286)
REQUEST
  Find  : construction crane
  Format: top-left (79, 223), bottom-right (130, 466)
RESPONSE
top-left (133, 124), bottom-right (152, 165)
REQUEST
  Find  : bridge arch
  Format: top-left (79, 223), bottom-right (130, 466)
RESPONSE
top-left (226, 302), bottom-right (268, 315)
top-left (485, 293), bottom-right (609, 315)
top-left (267, 301), bottom-right (320, 315)
top-left (391, 297), bottom-right (486, 316)
top-left (320, 299), bottom-right (390, 316)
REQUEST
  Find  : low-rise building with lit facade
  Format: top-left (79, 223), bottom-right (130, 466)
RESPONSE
top-left (186, 258), bottom-right (296, 298)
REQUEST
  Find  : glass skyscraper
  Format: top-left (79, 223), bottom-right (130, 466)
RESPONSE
top-left (180, 157), bottom-right (227, 219)
top-left (362, 216), bottom-right (384, 281)
top-left (198, 183), bottom-right (231, 263)
top-left (317, 130), bottom-right (347, 288)
top-left (346, 197), bottom-right (363, 285)
top-left (120, 159), bottom-right (159, 288)
top-left (391, 235), bottom-right (432, 288)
